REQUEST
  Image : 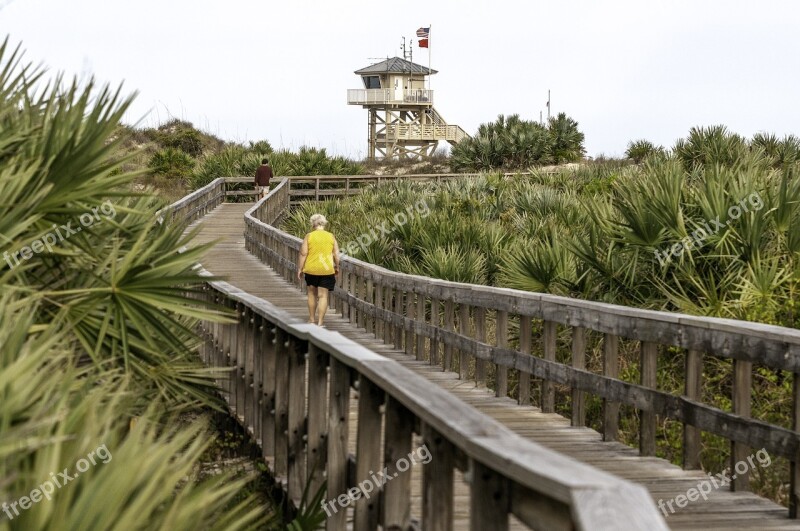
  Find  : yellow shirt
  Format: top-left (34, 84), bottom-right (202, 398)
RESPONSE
top-left (303, 230), bottom-right (336, 275)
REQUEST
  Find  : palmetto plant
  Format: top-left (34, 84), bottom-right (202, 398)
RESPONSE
top-left (0, 39), bottom-right (268, 529)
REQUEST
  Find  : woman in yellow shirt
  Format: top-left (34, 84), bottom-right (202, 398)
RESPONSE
top-left (296, 214), bottom-right (340, 326)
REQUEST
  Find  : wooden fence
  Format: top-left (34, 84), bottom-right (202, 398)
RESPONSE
top-left (243, 177), bottom-right (800, 518)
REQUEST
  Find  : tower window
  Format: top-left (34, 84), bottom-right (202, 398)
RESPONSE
top-left (362, 76), bottom-right (381, 89)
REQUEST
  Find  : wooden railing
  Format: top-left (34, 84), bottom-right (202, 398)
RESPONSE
top-left (193, 270), bottom-right (667, 530)
top-left (384, 124), bottom-right (467, 143)
top-left (245, 178), bottom-right (800, 518)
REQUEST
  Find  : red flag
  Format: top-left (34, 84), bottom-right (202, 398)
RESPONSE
top-left (419, 38), bottom-right (428, 48)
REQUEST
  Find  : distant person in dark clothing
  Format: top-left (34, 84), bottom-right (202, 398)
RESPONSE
top-left (254, 158), bottom-right (273, 199)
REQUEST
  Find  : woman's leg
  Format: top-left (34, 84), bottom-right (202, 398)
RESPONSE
top-left (317, 287), bottom-right (329, 326)
top-left (306, 286), bottom-right (318, 323)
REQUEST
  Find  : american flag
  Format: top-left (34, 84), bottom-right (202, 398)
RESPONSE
top-left (416, 27), bottom-right (430, 38)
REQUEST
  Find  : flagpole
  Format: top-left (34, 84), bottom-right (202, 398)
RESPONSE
top-left (428, 24), bottom-right (432, 91)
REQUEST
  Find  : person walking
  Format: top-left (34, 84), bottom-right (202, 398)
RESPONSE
top-left (254, 158), bottom-right (273, 199)
top-left (297, 214), bottom-right (340, 326)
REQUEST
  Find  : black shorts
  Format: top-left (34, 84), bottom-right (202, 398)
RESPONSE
top-left (304, 273), bottom-right (336, 290)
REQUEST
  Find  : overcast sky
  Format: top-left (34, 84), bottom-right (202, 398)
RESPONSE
top-left (3, 0), bottom-right (799, 159)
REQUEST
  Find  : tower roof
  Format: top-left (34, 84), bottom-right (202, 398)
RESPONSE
top-left (355, 57), bottom-right (438, 76)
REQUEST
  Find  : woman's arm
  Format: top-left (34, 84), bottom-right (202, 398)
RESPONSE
top-left (297, 234), bottom-right (309, 280)
top-left (332, 238), bottom-right (341, 275)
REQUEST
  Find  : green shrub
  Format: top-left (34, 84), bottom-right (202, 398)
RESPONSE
top-left (148, 147), bottom-right (195, 179)
top-left (625, 139), bottom-right (665, 163)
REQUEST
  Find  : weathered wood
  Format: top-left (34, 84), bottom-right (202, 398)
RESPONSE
top-left (511, 484), bottom-right (571, 531)
top-left (459, 304), bottom-right (471, 380)
top-left (470, 460), bottom-right (509, 531)
top-left (307, 343), bottom-right (328, 496)
top-left (274, 328), bottom-right (290, 478)
top-left (602, 333), bottom-right (620, 442)
top-left (475, 307), bottom-right (487, 386)
top-left (327, 358), bottom-right (351, 531)
top-left (261, 324), bottom-right (277, 458)
top-left (640, 341), bottom-right (658, 457)
top-left (383, 397), bottom-right (414, 530)
top-left (354, 376), bottom-right (383, 531)
top-left (405, 291), bottom-right (415, 358)
top-left (444, 299), bottom-right (455, 372)
top-left (423, 424), bottom-right (454, 531)
top-left (384, 285), bottom-right (393, 346)
top-left (416, 294), bottom-right (425, 361)
top-left (542, 321), bottom-right (557, 414)
top-left (571, 327), bottom-right (586, 427)
top-left (683, 349), bottom-right (702, 470)
top-left (394, 289), bottom-right (404, 350)
top-left (365, 278), bottom-right (374, 335)
top-left (287, 335), bottom-right (308, 502)
top-left (731, 359), bottom-right (752, 492)
top-left (518, 316), bottom-right (532, 406)
top-left (430, 297), bottom-right (440, 368)
top-left (496, 310), bottom-right (508, 398)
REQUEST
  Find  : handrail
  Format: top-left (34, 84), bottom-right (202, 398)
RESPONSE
top-left (244, 177), bottom-right (800, 516)
top-left (195, 268), bottom-right (667, 530)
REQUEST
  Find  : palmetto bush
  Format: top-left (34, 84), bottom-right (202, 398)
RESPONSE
top-left (0, 40), bottom-right (267, 529)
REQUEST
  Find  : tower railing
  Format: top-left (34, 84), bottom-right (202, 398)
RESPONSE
top-left (347, 88), bottom-right (433, 105)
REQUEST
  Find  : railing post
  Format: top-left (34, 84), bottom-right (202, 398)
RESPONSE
top-left (416, 294), bottom-right (426, 361)
top-left (422, 424), bottom-right (454, 531)
top-left (518, 316), bottom-right (532, 405)
top-left (571, 326), bottom-right (586, 427)
top-left (470, 460), bottom-right (509, 531)
top-left (375, 281), bottom-right (384, 340)
top-left (251, 314), bottom-right (264, 445)
top-left (640, 341), bottom-right (658, 456)
top-left (365, 278), bottom-right (374, 336)
top-left (731, 359), bottom-right (752, 491)
top-left (354, 376), bottom-right (383, 531)
top-left (792, 373), bottom-right (800, 518)
top-left (261, 324), bottom-right (277, 460)
top-left (683, 349), bottom-right (702, 469)
top-left (274, 328), bottom-right (290, 478)
top-left (287, 335), bottom-right (308, 502)
top-left (404, 291), bottom-right (415, 357)
top-left (383, 397), bottom-right (414, 530)
top-left (458, 304), bottom-right (471, 380)
top-left (394, 288), bottom-right (404, 350)
top-left (602, 333), bottom-right (620, 441)
top-left (384, 285), bottom-right (394, 346)
top-left (475, 307), bottom-right (487, 386)
top-left (307, 344), bottom-right (328, 496)
top-left (496, 310), bottom-right (508, 398)
top-left (430, 297), bottom-right (440, 367)
top-left (542, 321), bottom-right (556, 414)
top-left (443, 299), bottom-right (455, 371)
top-left (327, 358), bottom-right (351, 531)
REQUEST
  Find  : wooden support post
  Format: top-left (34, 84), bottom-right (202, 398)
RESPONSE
top-left (243, 309), bottom-right (255, 434)
top-left (287, 335), bottom-right (307, 503)
top-left (357, 276), bottom-right (365, 330)
top-left (683, 349), bottom-right (702, 469)
top-left (470, 460), bottom-right (509, 531)
top-left (384, 286), bottom-right (393, 346)
top-left (261, 324), bottom-right (277, 460)
top-left (365, 278), bottom-right (374, 335)
top-left (394, 289), bottom-right (404, 350)
top-left (430, 297), bottom-right (440, 367)
top-left (251, 314), bottom-right (264, 447)
top-left (475, 307), bottom-right (487, 386)
top-left (571, 326), bottom-right (586, 427)
top-left (405, 291), bottom-right (415, 357)
top-left (307, 345), bottom-right (328, 496)
top-left (354, 377), bottom-right (383, 531)
top-left (383, 397), bottom-right (414, 530)
top-left (459, 304), bottom-right (470, 380)
top-left (731, 359), bottom-right (752, 491)
top-left (274, 328), bottom-right (290, 478)
top-left (496, 310), bottom-right (508, 398)
top-left (423, 424), bottom-right (454, 531)
top-left (444, 299), bottom-right (455, 372)
top-left (542, 321), bottom-right (556, 414)
top-left (327, 359), bottom-right (351, 531)
top-left (639, 341), bottom-right (658, 457)
top-left (602, 333), bottom-right (620, 441)
top-left (518, 316), bottom-right (532, 405)
top-left (416, 294), bottom-right (426, 361)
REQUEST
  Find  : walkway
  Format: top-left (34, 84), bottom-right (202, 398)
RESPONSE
top-left (191, 202), bottom-right (798, 530)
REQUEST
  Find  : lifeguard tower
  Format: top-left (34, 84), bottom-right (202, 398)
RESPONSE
top-left (347, 57), bottom-right (469, 160)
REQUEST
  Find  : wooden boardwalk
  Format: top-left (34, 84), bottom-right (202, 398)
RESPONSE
top-left (191, 202), bottom-right (799, 530)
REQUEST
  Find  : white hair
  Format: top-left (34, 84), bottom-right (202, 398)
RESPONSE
top-left (310, 213), bottom-right (328, 229)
